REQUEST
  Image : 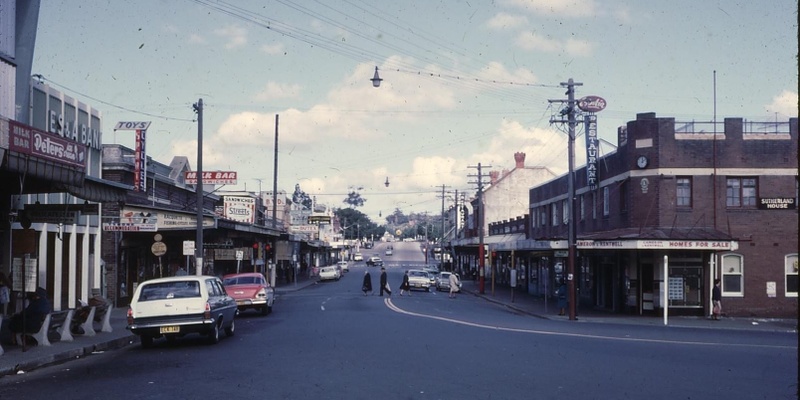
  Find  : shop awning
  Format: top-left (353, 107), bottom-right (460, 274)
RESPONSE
top-left (58, 175), bottom-right (131, 203)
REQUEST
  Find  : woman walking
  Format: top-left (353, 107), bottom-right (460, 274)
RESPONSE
top-left (399, 270), bottom-right (410, 296)
top-left (362, 270), bottom-right (373, 296)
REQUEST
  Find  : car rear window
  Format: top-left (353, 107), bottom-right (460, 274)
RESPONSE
top-left (138, 281), bottom-right (201, 301)
top-left (223, 276), bottom-right (261, 285)
top-left (409, 271), bottom-right (427, 277)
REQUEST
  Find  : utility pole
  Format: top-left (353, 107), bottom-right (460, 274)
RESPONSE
top-left (437, 184), bottom-right (451, 269)
top-left (548, 78), bottom-right (582, 321)
top-left (192, 98), bottom-right (204, 276)
top-left (468, 162), bottom-right (491, 294)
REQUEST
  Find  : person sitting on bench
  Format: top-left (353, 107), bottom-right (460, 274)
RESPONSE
top-left (72, 290), bottom-right (110, 334)
top-left (8, 287), bottom-right (51, 345)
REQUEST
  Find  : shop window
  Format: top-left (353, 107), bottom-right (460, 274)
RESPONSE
top-left (721, 253), bottom-right (744, 296)
top-left (726, 177), bottom-right (757, 208)
top-left (677, 177), bottom-right (692, 207)
top-left (786, 254), bottom-right (798, 297)
top-left (539, 206), bottom-right (547, 227)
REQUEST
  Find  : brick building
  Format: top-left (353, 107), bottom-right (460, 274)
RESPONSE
top-left (517, 113), bottom-right (798, 318)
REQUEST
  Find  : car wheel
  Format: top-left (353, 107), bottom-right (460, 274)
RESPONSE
top-left (140, 335), bottom-right (153, 348)
top-left (207, 324), bottom-right (220, 345)
top-left (225, 319), bottom-right (235, 337)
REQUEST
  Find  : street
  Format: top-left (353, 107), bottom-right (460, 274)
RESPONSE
top-left (0, 241), bottom-right (795, 399)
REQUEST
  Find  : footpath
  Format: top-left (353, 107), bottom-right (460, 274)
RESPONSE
top-left (0, 272), bottom-right (795, 378)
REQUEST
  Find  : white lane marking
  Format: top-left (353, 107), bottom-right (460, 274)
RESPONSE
top-left (383, 298), bottom-right (795, 350)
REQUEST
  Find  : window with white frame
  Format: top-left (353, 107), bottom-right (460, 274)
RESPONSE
top-left (552, 203), bottom-right (558, 226)
top-left (677, 177), bottom-right (692, 207)
top-left (721, 253), bottom-right (744, 296)
top-left (540, 206), bottom-right (546, 227)
top-left (786, 254), bottom-right (798, 297)
top-left (603, 187), bottom-right (610, 217)
top-left (562, 199), bottom-right (568, 225)
top-left (726, 177), bottom-right (757, 208)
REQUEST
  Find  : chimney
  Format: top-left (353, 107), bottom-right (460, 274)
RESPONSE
top-left (514, 152), bottom-right (526, 168)
top-left (489, 170), bottom-right (500, 185)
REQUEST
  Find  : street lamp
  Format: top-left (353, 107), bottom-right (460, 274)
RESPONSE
top-left (371, 66), bottom-right (383, 88)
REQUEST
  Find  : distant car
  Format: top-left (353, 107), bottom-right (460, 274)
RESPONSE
top-left (385, 249), bottom-right (393, 256)
top-left (222, 272), bottom-right (274, 316)
top-left (353, 253), bottom-right (364, 261)
top-left (435, 272), bottom-right (462, 292)
top-left (366, 256), bottom-right (383, 267)
top-left (337, 260), bottom-right (349, 272)
top-left (319, 265), bottom-right (341, 281)
top-left (407, 269), bottom-right (432, 291)
top-left (127, 275), bottom-right (237, 348)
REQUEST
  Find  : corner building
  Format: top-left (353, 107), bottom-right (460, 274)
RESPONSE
top-left (527, 113), bottom-right (797, 318)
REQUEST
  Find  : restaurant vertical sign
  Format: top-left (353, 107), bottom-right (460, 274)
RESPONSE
top-left (578, 96), bottom-right (606, 191)
top-left (115, 121), bottom-right (151, 192)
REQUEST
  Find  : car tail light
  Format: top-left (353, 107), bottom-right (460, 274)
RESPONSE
top-left (203, 302), bottom-right (211, 319)
top-left (127, 308), bottom-right (134, 325)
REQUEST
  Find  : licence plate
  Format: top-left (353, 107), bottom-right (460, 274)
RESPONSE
top-left (236, 300), bottom-right (251, 306)
top-left (160, 326), bottom-right (180, 334)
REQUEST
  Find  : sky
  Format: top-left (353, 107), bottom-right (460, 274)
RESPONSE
top-left (32, 0), bottom-right (798, 223)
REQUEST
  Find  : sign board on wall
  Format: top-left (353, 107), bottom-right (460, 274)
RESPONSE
top-left (758, 197), bottom-right (796, 210)
top-left (9, 120), bottom-right (87, 170)
top-left (223, 196), bottom-right (256, 224)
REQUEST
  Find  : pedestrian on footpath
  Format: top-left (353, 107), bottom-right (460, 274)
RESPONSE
top-left (448, 272), bottom-right (460, 298)
top-left (379, 267), bottom-right (392, 297)
top-left (399, 270), bottom-right (410, 296)
top-left (362, 270), bottom-right (373, 296)
top-left (557, 279), bottom-right (567, 316)
top-left (0, 272), bottom-right (10, 316)
top-left (712, 279), bottom-right (722, 320)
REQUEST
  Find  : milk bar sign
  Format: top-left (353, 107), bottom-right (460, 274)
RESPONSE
top-left (758, 197), bottom-right (796, 210)
top-left (184, 171), bottom-right (238, 185)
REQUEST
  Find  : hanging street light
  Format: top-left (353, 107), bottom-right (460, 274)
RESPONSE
top-left (371, 66), bottom-right (383, 88)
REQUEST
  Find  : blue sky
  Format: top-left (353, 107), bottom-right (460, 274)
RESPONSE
top-left (33, 0), bottom-right (798, 222)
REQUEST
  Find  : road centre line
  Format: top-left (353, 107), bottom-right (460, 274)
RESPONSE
top-left (384, 299), bottom-right (796, 350)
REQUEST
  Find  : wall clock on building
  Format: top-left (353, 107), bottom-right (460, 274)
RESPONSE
top-left (636, 155), bottom-right (649, 169)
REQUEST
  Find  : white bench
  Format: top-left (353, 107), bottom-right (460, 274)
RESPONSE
top-left (16, 313), bottom-right (52, 347)
top-left (76, 307), bottom-right (96, 336)
top-left (97, 304), bottom-right (113, 333)
top-left (48, 309), bottom-right (76, 342)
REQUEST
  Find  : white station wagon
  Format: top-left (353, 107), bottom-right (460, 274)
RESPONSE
top-left (127, 275), bottom-right (238, 348)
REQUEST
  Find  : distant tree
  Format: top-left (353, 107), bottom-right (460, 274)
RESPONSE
top-left (343, 190), bottom-right (366, 208)
top-left (292, 184), bottom-right (313, 210)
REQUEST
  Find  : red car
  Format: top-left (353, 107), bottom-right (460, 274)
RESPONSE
top-left (222, 273), bottom-right (275, 316)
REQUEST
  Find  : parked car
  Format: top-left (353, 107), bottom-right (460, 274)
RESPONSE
top-left (435, 271), bottom-right (462, 292)
top-left (337, 260), bottom-right (349, 272)
top-left (407, 269), bottom-right (432, 291)
top-left (366, 256), bottom-right (383, 267)
top-left (385, 248), bottom-right (393, 256)
top-left (319, 265), bottom-right (341, 281)
top-left (222, 272), bottom-right (274, 316)
top-left (423, 267), bottom-right (439, 286)
top-left (353, 253), bottom-right (364, 261)
top-left (127, 275), bottom-right (237, 348)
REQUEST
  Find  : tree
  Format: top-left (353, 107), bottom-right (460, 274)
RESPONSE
top-left (292, 183), bottom-right (313, 210)
top-left (343, 190), bottom-right (366, 208)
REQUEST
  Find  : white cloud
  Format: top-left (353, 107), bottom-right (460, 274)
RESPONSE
top-left (477, 62), bottom-right (538, 83)
top-left (766, 90), bottom-right (799, 117)
top-left (502, 0), bottom-right (597, 18)
top-left (188, 33), bottom-right (206, 45)
top-left (485, 12), bottom-right (529, 30)
top-left (260, 42), bottom-right (285, 55)
top-left (515, 32), bottom-right (592, 56)
top-left (214, 25), bottom-right (247, 49)
top-left (253, 82), bottom-right (302, 101)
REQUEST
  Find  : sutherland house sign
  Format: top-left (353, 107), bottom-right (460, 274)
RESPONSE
top-left (758, 197), bottom-right (796, 210)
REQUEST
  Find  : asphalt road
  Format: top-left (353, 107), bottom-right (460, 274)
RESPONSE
top-left (0, 241), bottom-right (795, 400)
